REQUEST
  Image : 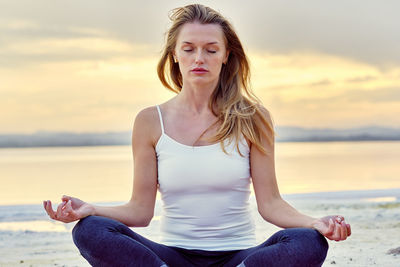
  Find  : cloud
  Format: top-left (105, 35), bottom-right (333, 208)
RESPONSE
top-left (345, 75), bottom-right (377, 83)
top-left (249, 51), bottom-right (400, 128)
top-left (309, 79), bottom-right (333, 87)
top-left (0, 18), bottom-right (159, 68)
top-left (250, 51), bottom-right (381, 94)
top-left (343, 87), bottom-right (400, 103)
top-left (1, 0), bottom-right (399, 69)
top-left (0, 0), bottom-right (399, 133)
top-left (0, 55), bottom-right (174, 133)
top-left (231, 0), bottom-right (400, 68)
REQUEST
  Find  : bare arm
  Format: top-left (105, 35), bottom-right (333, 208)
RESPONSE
top-left (91, 107), bottom-right (158, 226)
top-left (250, 108), bottom-right (351, 241)
top-left (250, 110), bottom-right (315, 228)
top-left (44, 107), bottom-right (159, 227)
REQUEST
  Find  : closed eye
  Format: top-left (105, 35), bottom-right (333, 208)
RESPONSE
top-left (183, 49), bottom-right (216, 53)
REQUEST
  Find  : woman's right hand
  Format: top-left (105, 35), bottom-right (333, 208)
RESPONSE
top-left (43, 195), bottom-right (95, 223)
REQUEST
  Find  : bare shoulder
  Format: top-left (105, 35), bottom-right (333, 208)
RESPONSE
top-left (134, 106), bottom-right (159, 124)
top-left (247, 104), bottom-right (275, 152)
top-left (132, 106), bottom-right (161, 148)
top-left (256, 104), bottom-right (274, 126)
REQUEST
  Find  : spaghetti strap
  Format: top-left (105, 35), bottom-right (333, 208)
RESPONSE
top-left (156, 105), bottom-right (165, 134)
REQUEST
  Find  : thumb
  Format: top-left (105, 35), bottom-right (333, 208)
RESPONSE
top-left (323, 218), bottom-right (335, 235)
top-left (64, 199), bottom-right (75, 214)
top-left (61, 195), bottom-right (71, 202)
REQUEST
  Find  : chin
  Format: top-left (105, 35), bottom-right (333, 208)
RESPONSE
top-left (191, 78), bottom-right (215, 86)
top-left (189, 75), bottom-right (217, 83)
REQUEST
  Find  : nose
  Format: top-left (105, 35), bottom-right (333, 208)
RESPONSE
top-left (195, 50), bottom-right (204, 64)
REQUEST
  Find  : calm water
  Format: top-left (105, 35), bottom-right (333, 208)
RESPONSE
top-left (0, 141), bottom-right (399, 205)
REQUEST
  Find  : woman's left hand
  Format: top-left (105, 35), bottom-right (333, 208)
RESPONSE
top-left (311, 215), bottom-right (351, 241)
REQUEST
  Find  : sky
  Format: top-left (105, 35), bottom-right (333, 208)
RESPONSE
top-left (1, 0), bottom-right (399, 134)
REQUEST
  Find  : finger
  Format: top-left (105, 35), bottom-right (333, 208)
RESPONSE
top-left (333, 222), bottom-right (341, 241)
top-left (62, 195), bottom-right (71, 202)
top-left (335, 215), bottom-right (344, 223)
top-left (45, 200), bottom-right (57, 219)
top-left (65, 200), bottom-right (78, 218)
top-left (61, 200), bottom-right (69, 211)
top-left (43, 200), bottom-right (48, 214)
top-left (56, 201), bottom-right (66, 218)
top-left (327, 218), bottom-right (335, 235)
top-left (64, 200), bottom-right (74, 215)
top-left (346, 223), bottom-right (352, 236)
top-left (64, 200), bottom-right (72, 211)
top-left (61, 201), bottom-right (68, 214)
top-left (56, 202), bottom-right (62, 218)
top-left (340, 221), bottom-right (348, 240)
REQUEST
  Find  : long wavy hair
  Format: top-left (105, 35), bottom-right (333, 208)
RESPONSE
top-left (157, 4), bottom-right (275, 155)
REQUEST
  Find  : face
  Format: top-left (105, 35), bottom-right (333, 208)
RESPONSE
top-left (174, 22), bottom-right (229, 88)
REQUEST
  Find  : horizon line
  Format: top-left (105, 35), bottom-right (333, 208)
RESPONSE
top-left (1, 124), bottom-right (400, 135)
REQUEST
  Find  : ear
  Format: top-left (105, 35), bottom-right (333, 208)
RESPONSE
top-left (224, 50), bottom-right (230, 64)
top-left (172, 51), bottom-right (178, 63)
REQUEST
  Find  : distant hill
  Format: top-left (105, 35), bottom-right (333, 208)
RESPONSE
top-left (0, 126), bottom-right (400, 148)
top-left (0, 131), bottom-right (132, 148)
top-left (274, 126), bottom-right (400, 142)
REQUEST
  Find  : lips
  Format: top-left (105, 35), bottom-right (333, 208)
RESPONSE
top-left (191, 68), bottom-right (208, 73)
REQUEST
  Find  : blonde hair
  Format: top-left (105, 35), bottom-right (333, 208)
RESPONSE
top-left (157, 4), bottom-right (275, 155)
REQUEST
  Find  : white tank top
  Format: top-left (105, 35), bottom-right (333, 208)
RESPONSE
top-left (155, 105), bottom-right (256, 251)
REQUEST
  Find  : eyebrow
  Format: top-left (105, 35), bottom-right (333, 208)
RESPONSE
top-left (182, 41), bottom-right (219, 45)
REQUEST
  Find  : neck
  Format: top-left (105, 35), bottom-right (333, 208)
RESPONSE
top-left (175, 81), bottom-right (217, 115)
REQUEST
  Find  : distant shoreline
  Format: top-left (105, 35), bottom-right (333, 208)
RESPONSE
top-left (1, 138), bottom-right (400, 149)
top-left (282, 187), bottom-right (400, 201)
top-left (1, 126), bottom-right (400, 148)
top-left (1, 188), bottom-right (399, 207)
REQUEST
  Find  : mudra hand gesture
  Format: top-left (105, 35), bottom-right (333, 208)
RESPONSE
top-left (43, 195), bottom-right (94, 223)
top-left (312, 215), bottom-right (351, 241)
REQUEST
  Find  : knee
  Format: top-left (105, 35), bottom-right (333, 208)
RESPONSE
top-left (272, 228), bottom-right (328, 265)
top-left (297, 228), bottom-right (329, 265)
top-left (72, 216), bottom-right (93, 246)
top-left (72, 215), bottom-right (108, 249)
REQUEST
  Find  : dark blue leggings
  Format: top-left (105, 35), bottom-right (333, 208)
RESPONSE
top-left (72, 216), bottom-right (328, 267)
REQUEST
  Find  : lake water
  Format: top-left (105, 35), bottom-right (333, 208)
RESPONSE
top-left (0, 141), bottom-right (399, 206)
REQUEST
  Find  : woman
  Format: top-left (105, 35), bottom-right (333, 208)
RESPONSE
top-left (43, 4), bottom-right (351, 267)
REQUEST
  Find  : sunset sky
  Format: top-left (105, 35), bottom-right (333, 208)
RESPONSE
top-left (1, 0), bottom-right (399, 134)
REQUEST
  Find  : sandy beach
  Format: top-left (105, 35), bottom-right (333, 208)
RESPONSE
top-left (1, 189), bottom-right (399, 266)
